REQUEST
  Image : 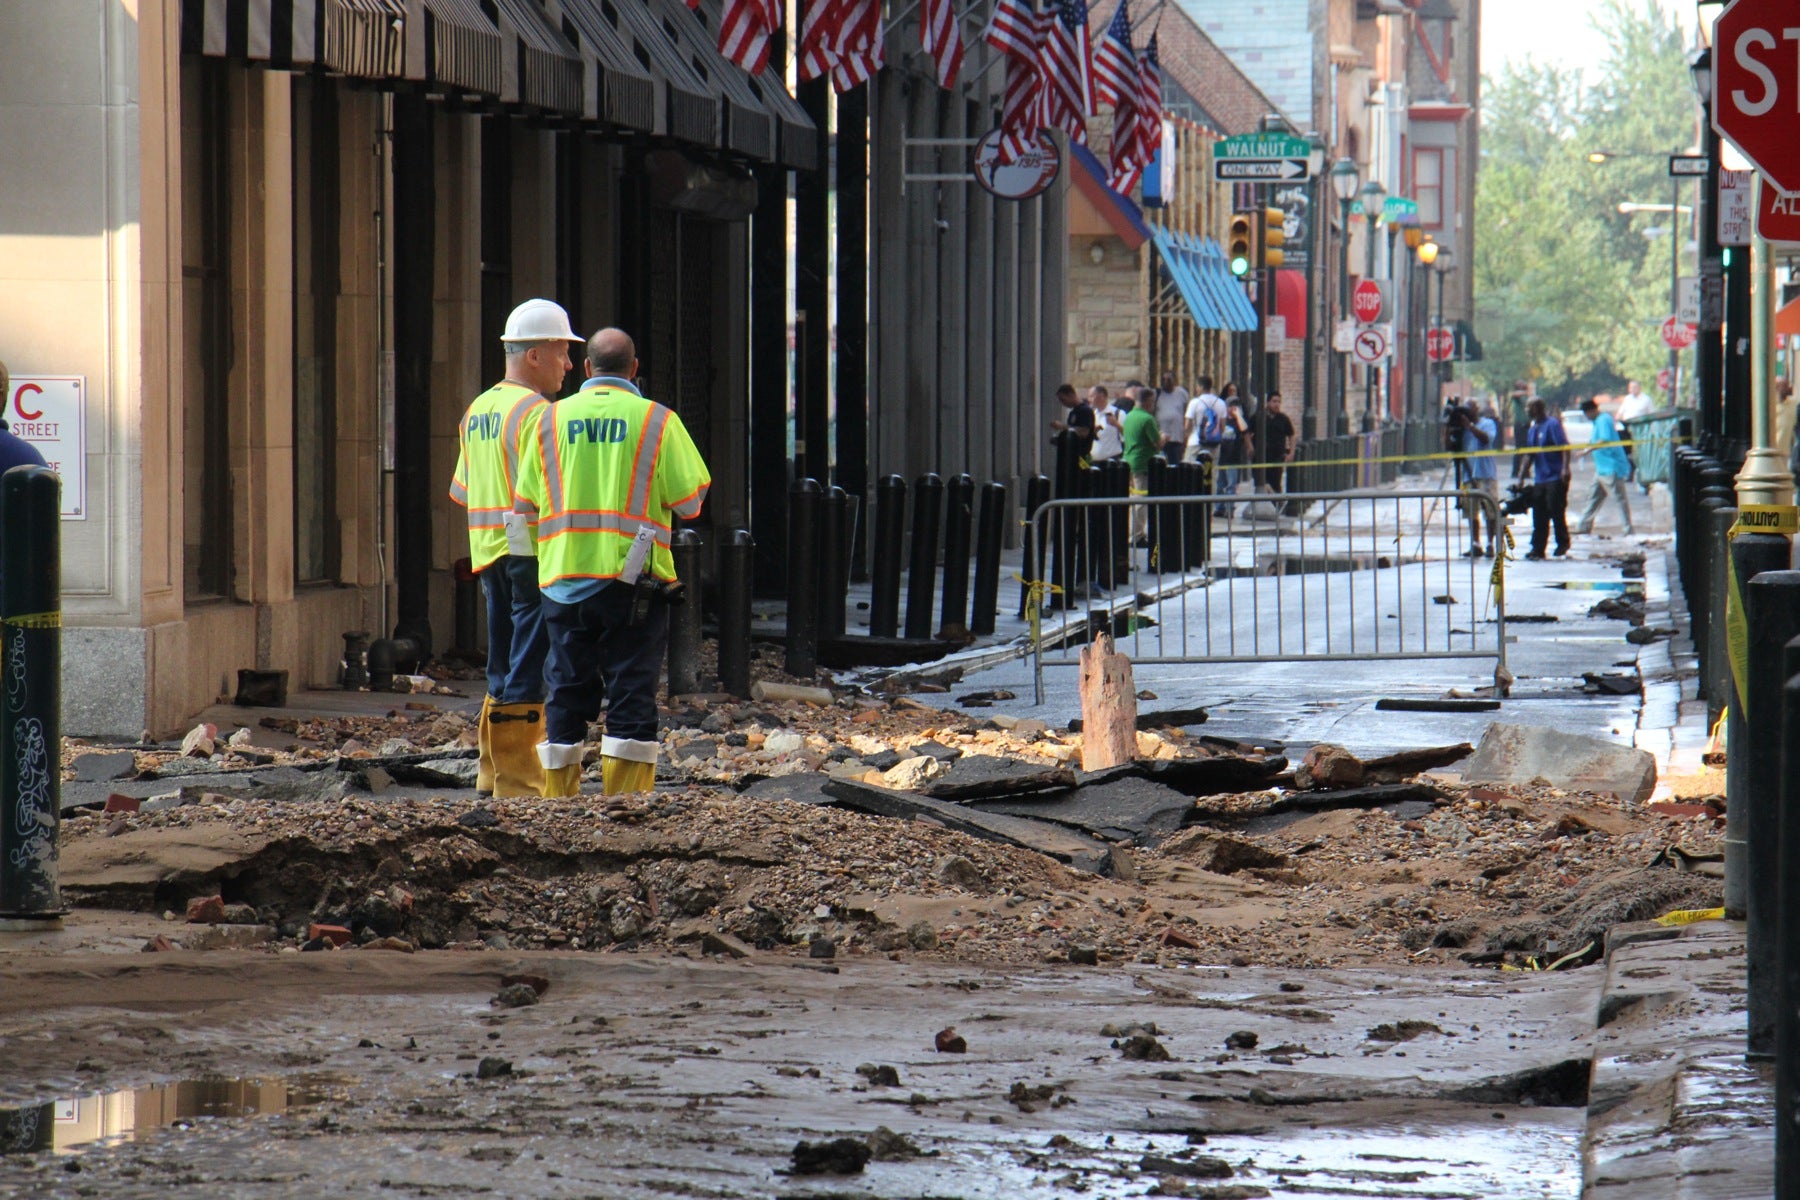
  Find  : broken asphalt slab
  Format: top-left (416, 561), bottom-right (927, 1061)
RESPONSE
top-left (818, 777), bottom-right (1122, 875)
top-left (916, 754), bottom-right (1077, 801)
top-left (970, 774), bottom-right (1194, 845)
top-left (1462, 723), bottom-right (1656, 804)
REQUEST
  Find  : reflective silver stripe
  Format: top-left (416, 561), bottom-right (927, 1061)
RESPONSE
top-left (537, 402), bottom-right (565, 518)
top-left (502, 392), bottom-right (542, 482)
top-left (535, 512), bottom-right (670, 543)
top-left (670, 482), bottom-right (710, 520)
top-left (466, 505), bottom-right (511, 527)
top-left (449, 478), bottom-right (469, 503)
top-left (627, 405), bottom-right (672, 518)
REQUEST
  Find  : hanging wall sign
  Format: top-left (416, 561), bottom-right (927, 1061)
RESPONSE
top-left (971, 129), bottom-right (1061, 201)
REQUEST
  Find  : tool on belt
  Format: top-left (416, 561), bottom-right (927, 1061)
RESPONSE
top-left (620, 526), bottom-right (686, 626)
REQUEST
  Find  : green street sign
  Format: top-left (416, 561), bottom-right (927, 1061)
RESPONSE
top-left (1382, 197), bottom-right (1418, 223)
top-left (1215, 132), bottom-right (1313, 160)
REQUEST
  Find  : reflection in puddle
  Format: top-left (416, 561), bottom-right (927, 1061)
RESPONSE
top-left (0, 1074), bottom-right (345, 1155)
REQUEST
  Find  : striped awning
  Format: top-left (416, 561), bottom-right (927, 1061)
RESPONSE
top-left (181, 0), bottom-right (404, 78)
top-left (491, 0), bottom-right (584, 115)
top-left (554, 0), bottom-right (670, 135)
top-left (405, 0), bottom-right (503, 97)
top-left (581, 0), bottom-right (722, 147)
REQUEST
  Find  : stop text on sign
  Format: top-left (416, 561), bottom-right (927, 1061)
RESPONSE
top-left (1713, 0), bottom-right (1800, 192)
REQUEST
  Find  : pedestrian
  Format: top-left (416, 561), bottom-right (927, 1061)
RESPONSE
top-left (1573, 397), bottom-right (1635, 537)
top-left (1182, 376), bottom-right (1226, 464)
top-left (1121, 385), bottom-right (1163, 545)
top-left (448, 298), bottom-right (584, 798)
top-left (512, 327), bottom-right (712, 798)
top-left (1507, 384), bottom-right (1532, 482)
top-left (1153, 372), bottom-right (1189, 465)
top-left (1523, 397), bottom-right (1571, 560)
top-left (1256, 391), bottom-right (1295, 496)
top-left (1216, 384), bottom-right (1252, 518)
top-left (1089, 386), bottom-right (1123, 464)
top-left (1616, 379), bottom-right (1654, 424)
top-left (1050, 383), bottom-right (1096, 465)
top-left (1456, 400), bottom-right (1500, 558)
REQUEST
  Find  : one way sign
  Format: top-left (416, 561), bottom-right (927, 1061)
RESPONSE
top-left (1214, 159), bottom-right (1310, 182)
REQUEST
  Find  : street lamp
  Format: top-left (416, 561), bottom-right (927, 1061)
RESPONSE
top-left (1329, 158), bottom-right (1361, 436)
top-left (1357, 179), bottom-right (1388, 432)
top-left (1417, 239), bottom-right (1441, 401)
top-left (1399, 214), bottom-right (1424, 421)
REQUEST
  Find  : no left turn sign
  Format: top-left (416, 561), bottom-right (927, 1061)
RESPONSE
top-left (1352, 326), bottom-right (1391, 365)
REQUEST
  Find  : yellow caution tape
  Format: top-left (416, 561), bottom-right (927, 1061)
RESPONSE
top-left (1654, 907), bottom-right (1727, 926)
top-left (1729, 504), bottom-right (1800, 538)
top-left (1014, 574), bottom-right (1064, 653)
top-left (0, 612), bottom-right (60, 629)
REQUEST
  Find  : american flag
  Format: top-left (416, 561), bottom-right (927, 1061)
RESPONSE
top-left (1036, 0), bottom-right (1093, 143)
top-left (1091, 0), bottom-right (1136, 110)
top-left (986, 0), bottom-right (1048, 161)
top-left (1134, 33), bottom-right (1162, 165)
top-left (920, 0), bottom-right (965, 87)
top-left (715, 0), bottom-right (782, 75)
top-left (1108, 90), bottom-right (1141, 193)
top-left (798, 0), bottom-right (884, 91)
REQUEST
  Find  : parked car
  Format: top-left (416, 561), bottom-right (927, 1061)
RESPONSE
top-left (1559, 408), bottom-right (1594, 446)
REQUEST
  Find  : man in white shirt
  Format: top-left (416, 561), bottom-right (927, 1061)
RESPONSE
top-left (1616, 381), bottom-right (1654, 424)
top-left (1089, 385), bottom-right (1124, 463)
top-left (1154, 372), bottom-right (1190, 465)
top-left (1182, 376), bottom-right (1227, 463)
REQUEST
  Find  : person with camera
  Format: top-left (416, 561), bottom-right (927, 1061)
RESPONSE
top-left (1523, 397), bottom-right (1571, 560)
top-left (1449, 399), bottom-right (1500, 558)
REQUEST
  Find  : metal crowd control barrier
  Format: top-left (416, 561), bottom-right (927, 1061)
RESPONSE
top-left (1026, 487), bottom-right (1509, 705)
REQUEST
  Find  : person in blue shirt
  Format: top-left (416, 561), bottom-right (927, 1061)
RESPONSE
top-left (1524, 397), bottom-right (1570, 560)
top-left (1456, 400), bottom-right (1501, 558)
top-left (0, 418), bottom-right (48, 476)
top-left (1573, 397), bottom-right (1636, 537)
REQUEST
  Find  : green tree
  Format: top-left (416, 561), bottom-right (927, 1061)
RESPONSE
top-left (1474, 1), bottom-right (1697, 396)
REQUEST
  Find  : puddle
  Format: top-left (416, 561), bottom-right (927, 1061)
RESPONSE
top-left (1548, 580), bottom-right (1645, 594)
top-left (0, 1073), bottom-right (348, 1155)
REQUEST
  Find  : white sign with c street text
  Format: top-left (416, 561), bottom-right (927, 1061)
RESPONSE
top-left (8, 376), bottom-right (86, 519)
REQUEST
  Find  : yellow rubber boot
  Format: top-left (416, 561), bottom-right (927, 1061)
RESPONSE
top-left (536, 739), bottom-right (585, 799)
top-left (475, 695), bottom-right (496, 796)
top-left (488, 702), bottom-right (547, 797)
top-left (601, 756), bottom-right (657, 796)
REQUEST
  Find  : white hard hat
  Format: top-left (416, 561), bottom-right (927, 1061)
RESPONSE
top-left (501, 298), bottom-right (584, 344)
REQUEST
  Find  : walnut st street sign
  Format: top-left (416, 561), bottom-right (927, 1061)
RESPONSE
top-left (1712, 0), bottom-right (1800, 193)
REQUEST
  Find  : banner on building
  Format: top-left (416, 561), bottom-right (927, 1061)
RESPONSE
top-left (8, 376), bottom-right (86, 519)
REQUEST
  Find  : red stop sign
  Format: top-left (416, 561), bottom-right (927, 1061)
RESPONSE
top-left (1658, 367), bottom-right (1675, 392)
top-left (1662, 316), bottom-right (1697, 350)
top-left (1713, 0), bottom-right (1800, 193)
top-left (1426, 327), bottom-right (1455, 362)
top-left (1352, 279), bottom-right (1386, 324)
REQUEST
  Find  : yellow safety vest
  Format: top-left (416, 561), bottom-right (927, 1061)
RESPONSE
top-left (512, 384), bottom-right (711, 587)
top-left (449, 381), bottom-right (547, 571)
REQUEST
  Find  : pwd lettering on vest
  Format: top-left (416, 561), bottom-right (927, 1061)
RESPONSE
top-left (566, 417), bottom-right (629, 444)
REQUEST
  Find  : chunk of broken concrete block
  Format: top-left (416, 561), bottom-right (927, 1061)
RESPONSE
top-left (179, 723), bottom-right (218, 758)
top-left (881, 756), bottom-right (947, 790)
top-left (1462, 723), bottom-right (1657, 804)
top-left (1295, 743), bottom-right (1365, 790)
top-left (72, 751), bottom-right (138, 783)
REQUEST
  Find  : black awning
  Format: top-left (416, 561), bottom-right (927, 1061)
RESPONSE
top-left (556, 0), bottom-right (675, 136)
top-left (181, 0), bottom-right (404, 78)
top-left (583, 0), bottom-right (723, 147)
top-left (746, 72), bottom-right (817, 171)
top-left (491, 0), bottom-right (585, 115)
top-left (675, 0), bottom-right (773, 161)
top-left (405, 0), bottom-right (504, 97)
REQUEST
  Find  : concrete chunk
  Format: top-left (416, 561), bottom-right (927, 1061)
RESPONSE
top-left (1462, 723), bottom-right (1657, 804)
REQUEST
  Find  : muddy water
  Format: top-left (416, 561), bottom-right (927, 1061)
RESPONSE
top-left (0, 954), bottom-right (1595, 1198)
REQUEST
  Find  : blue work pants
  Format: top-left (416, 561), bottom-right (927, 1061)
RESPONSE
top-left (480, 554), bottom-right (548, 703)
top-left (542, 583), bottom-right (667, 747)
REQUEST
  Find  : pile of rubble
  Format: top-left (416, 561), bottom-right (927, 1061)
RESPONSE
top-left (54, 692), bottom-right (1722, 973)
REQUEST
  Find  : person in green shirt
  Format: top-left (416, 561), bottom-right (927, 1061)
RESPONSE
top-left (1121, 387), bottom-right (1163, 544)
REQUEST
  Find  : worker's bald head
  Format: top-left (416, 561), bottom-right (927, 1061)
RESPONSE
top-left (586, 328), bottom-right (637, 378)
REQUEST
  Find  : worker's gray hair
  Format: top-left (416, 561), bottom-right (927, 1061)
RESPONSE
top-left (503, 339), bottom-right (556, 359)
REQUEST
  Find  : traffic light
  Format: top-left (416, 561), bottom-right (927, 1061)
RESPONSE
top-left (1258, 207), bottom-right (1286, 269)
top-left (1228, 214), bottom-right (1253, 277)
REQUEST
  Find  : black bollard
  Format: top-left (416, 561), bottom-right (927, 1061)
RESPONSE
top-left (1742, 566), bottom-right (1800, 1057)
top-left (718, 529), bottom-right (753, 698)
top-left (1706, 502), bottom-right (1738, 721)
top-left (970, 481), bottom-right (1006, 636)
top-left (1019, 475), bottom-right (1050, 617)
top-left (785, 479), bottom-right (822, 678)
top-left (1105, 460), bottom-right (1131, 589)
top-left (940, 474), bottom-right (975, 639)
top-left (1778, 649), bottom-right (1800, 1187)
top-left (1147, 457), bottom-right (1173, 576)
top-left (819, 486), bottom-right (849, 639)
top-left (1049, 434), bottom-right (1082, 609)
top-left (905, 473), bottom-right (945, 639)
top-left (667, 530), bottom-right (703, 696)
top-left (0, 466), bottom-right (63, 922)
top-left (1693, 494), bottom-right (1729, 685)
top-left (869, 475), bottom-right (907, 638)
top-left (1182, 457), bottom-right (1211, 571)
